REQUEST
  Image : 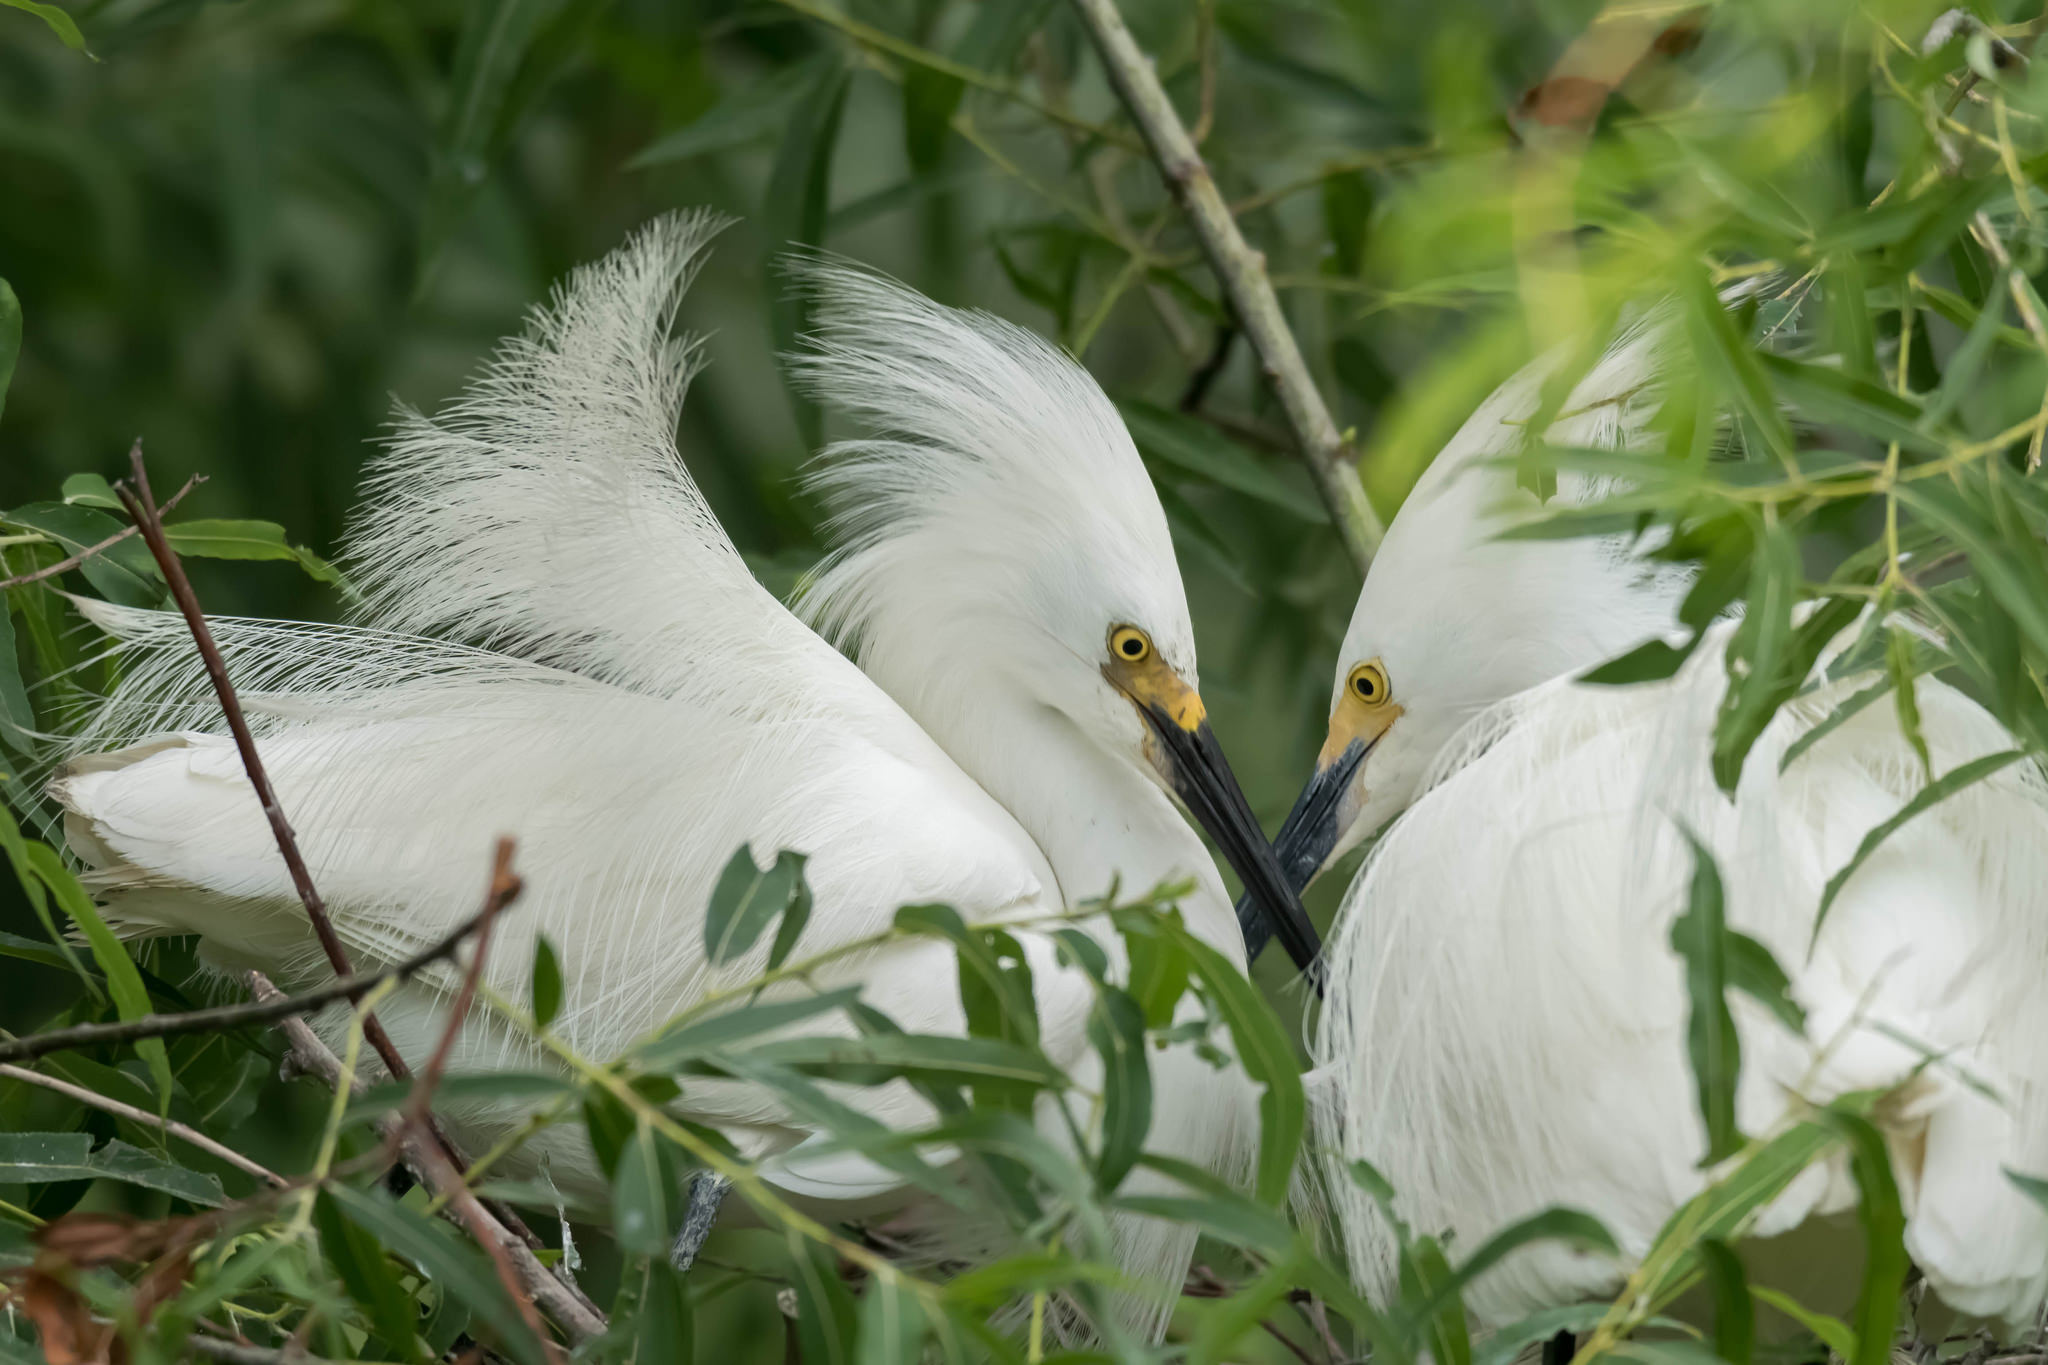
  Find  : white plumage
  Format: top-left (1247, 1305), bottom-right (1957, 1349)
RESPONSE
top-left (51, 214), bottom-right (1280, 1334)
top-left (1294, 320), bottom-right (2048, 1328)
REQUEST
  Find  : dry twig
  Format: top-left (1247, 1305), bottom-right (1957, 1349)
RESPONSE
top-left (1067, 0), bottom-right (1384, 571)
top-left (0, 901), bottom-right (508, 1065)
top-left (0, 1064), bottom-right (287, 1189)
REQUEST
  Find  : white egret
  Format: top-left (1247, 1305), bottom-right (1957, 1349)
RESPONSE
top-left (1257, 320), bottom-right (2048, 1328)
top-left (49, 213), bottom-right (1316, 1333)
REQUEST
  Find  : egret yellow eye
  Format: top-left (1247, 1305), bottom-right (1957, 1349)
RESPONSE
top-left (1348, 661), bottom-right (1390, 705)
top-left (1110, 626), bottom-right (1153, 663)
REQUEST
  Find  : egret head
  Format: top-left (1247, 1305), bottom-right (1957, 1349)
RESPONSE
top-left (791, 260), bottom-right (1319, 965)
top-left (1263, 319), bottom-right (1691, 898)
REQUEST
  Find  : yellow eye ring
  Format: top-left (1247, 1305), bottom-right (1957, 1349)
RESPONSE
top-left (1109, 625), bottom-right (1153, 663)
top-left (1348, 661), bottom-right (1390, 705)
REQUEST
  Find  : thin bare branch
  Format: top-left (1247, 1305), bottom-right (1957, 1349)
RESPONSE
top-left (0, 899), bottom-right (509, 1065)
top-left (0, 475), bottom-right (204, 593)
top-left (0, 1064), bottom-right (287, 1188)
top-left (1068, 0), bottom-right (1383, 571)
top-left (248, 963), bottom-right (609, 1343)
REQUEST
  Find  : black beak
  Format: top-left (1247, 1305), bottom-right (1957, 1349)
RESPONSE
top-left (1232, 738), bottom-right (1367, 971)
top-left (1139, 705), bottom-right (1325, 990)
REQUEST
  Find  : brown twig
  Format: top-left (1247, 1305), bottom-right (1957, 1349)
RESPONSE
top-left (113, 445), bottom-right (410, 1083)
top-left (393, 846), bottom-right (558, 1365)
top-left (1068, 0), bottom-right (1384, 571)
top-left (0, 901), bottom-right (508, 1065)
top-left (0, 1064), bottom-right (287, 1188)
top-left (0, 474), bottom-right (205, 592)
top-left (112, 443), bottom-right (554, 1259)
top-left (1184, 1265), bottom-right (1324, 1365)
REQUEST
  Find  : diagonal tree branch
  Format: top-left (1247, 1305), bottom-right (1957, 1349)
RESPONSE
top-left (1067, 0), bottom-right (1384, 571)
top-left (0, 474), bottom-right (203, 592)
top-left (0, 880), bottom-right (514, 1065)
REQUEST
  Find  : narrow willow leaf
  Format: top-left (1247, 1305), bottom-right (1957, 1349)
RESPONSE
top-left (420, 0), bottom-right (569, 270)
top-left (767, 63), bottom-right (851, 449)
top-left (1583, 637), bottom-right (1697, 686)
top-left (703, 845), bottom-right (808, 966)
top-left (163, 519), bottom-right (342, 586)
top-left (743, 1032), bottom-right (1065, 1090)
top-left (23, 839), bottom-right (174, 1108)
top-left (1396, 1207), bottom-right (1618, 1337)
top-left (902, 66), bottom-right (962, 172)
top-left (858, 1274), bottom-right (930, 1365)
top-left (767, 859), bottom-right (813, 971)
top-left (1322, 169), bottom-right (1374, 276)
top-left (611, 1254), bottom-right (693, 1365)
top-left (1716, 579), bottom-right (1860, 793)
top-left (631, 55), bottom-right (833, 168)
top-left (1191, 1251), bottom-right (1306, 1365)
top-left (2009, 1168), bottom-right (2048, 1212)
top-left (1756, 353), bottom-right (1936, 453)
top-left (530, 934), bottom-right (563, 1029)
top-left (1815, 1109), bottom-right (1907, 1365)
top-left (1125, 912), bottom-right (1303, 1204)
top-left (0, 598), bottom-right (35, 755)
top-left (1085, 988), bottom-right (1151, 1191)
top-left (636, 987), bottom-right (862, 1068)
top-left (1472, 1304), bottom-right (1614, 1365)
top-left (1780, 678), bottom-right (1888, 773)
top-left (1919, 286), bottom-right (2008, 432)
top-left (1681, 265), bottom-right (1793, 461)
top-left (1697, 1238), bottom-right (1753, 1365)
top-left (895, 903), bottom-right (1040, 1058)
top-left (0, 1133), bottom-right (224, 1205)
top-left (329, 1184), bottom-right (549, 1365)
top-left (0, 807), bottom-right (99, 999)
top-left (1400, 1234), bottom-right (1473, 1365)
top-left (1813, 749), bottom-right (2026, 945)
top-left (1725, 931), bottom-right (1805, 1033)
top-left (1119, 400), bottom-right (1329, 522)
top-left (1635, 1120), bottom-right (1838, 1307)
top-left (1123, 919), bottom-right (1191, 1029)
top-left (613, 1117), bottom-right (689, 1257)
top-left (582, 1087), bottom-right (636, 1182)
top-left (1748, 1288), bottom-right (1856, 1360)
top-left (2, 502), bottom-right (161, 606)
top-left (0, 0), bottom-right (87, 55)
top-left (1887, 628), bottom-right (1932, 779)
top-left (790, 1231), bottom-right (859, 1365)
top-left (1670, 831), bottom-right (1742, 1164)
top-left (0, 279), bottom-right (18, 424)
top-left (313, 1188), bottom-right (423, 1362)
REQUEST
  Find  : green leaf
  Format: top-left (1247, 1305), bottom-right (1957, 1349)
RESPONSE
top-left (1815, 1109), bottom-right (1907, 1365)
top-left (903, 67), bottom-right (963, 173)
top-left (636, 988), bottom-right (863, 1069)
top-left (1919, 286), bottom-right (2007, 433)
top-left (583, 1087), bottom-right (637, 1182)
top-left (420, 0), bottom-right (571, 272)
top-left (0, 0), bottom-right (89, 56)
top-left (631, 55), bottom-right (834, 168)
top-left (0, 596), bottom-right (36, 756)
top-left (1119, 400), bottom-right (1330, 523)
top-left (613, 1116), bottom-right (690, 1256)
top-left (1670, 830), bottom-right (1742, 1165)
top-left (1126, 912), bottom-right (1304, 1205)
top-left (741, 1032), bottom-right (1065, 1091)
top-left (1084, 987), bottom-right (1151, 1192)
top-left (1191, 1251), bottom-right (1307, 1365)
top-left (1397, 1207), bottom-right (1618, 1338)
top-left (0, 808), bottom-right (99, 1000)
top-left (1697, 1238), bottom-right (1753, 1365)
top-left (1123, 919), bottom-right (1191, 1030)
top-left (1813, 749), bottom-right (2026, 945)
top-left (1400, 1234), bottom-right (1472, 1365)
top-left (1748, 1288), bottom-right (1855, 1360)
top-left (329, 1183), bottom-right (549, 1365)
top-left (789, 1231), bottom-right (859, 1365)
top-left (0, 279), bottom-right (18, 426)
top-left (0, 1133), bottom-right (223, 1206)
top-left (58, 473), bottom-right (120, 510)
top-left (767, 62), bottom-right (852, 450)
top-left (313, 1188), bottom-right (425, 1362)
top-left (1322, 169), bottom-right (1374, 276)
top-left (163, 519), bottom-right (343, 586)
top-left (1887, 628), bottom-right (1932, 780)
top-left (22, 838), bottom-right (174, 1110)
top-left (1901, 477), bottom-right (2048, 661)
top-left (1714, 558), bottom-right (1859, 794)
top-left (1725, 930), bottom-right (1805, 1034)
top-left (1472, 1304), bottom-right (1615, 1365)
top-left (1680, 264), bottom-right (1793, 462)
top-left (2, 502), bottom-right (161, 606)
top-left (702, 845), bottom-right (810, 967)
top-left (530, 935), bottom-right (562, 1030)
top-left (1780, 678), bottom-right (1889, 773)
top-left (767, 862), bottom-right (813, 972)
top-left (1582, 637), bottom-right (1698, 686)
top-left (858, 1274), bottom-right (929, 1365)
top-left (1755, 353), bottom-right (1937, 453)
top-left (608, 1253), bottom-right (694, 1365)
